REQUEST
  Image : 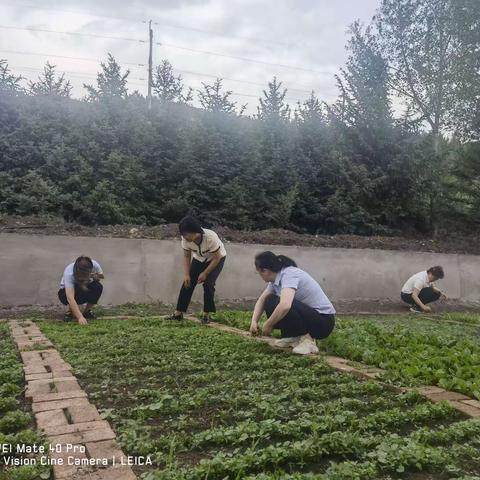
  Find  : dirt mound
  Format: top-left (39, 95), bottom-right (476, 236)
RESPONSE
top-left (1, 215), bottom-right (479, 255)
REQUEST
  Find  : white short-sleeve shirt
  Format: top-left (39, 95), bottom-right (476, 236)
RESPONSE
top-left (401, 271), bottom-right (432, 294)
top-left (60, 260), bottom-right (103, 289)
top-left (181, 229), bottom-right (227, 263)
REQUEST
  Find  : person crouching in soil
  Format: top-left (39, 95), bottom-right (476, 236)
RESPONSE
top-left (58, 256), bottom-right (104, 325)
top-left (249, 251), bottom-right (335, 355)
top-left (401, 266), bottom-right (446, 313)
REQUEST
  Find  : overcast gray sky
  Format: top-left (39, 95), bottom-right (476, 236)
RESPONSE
top-left (0, 0), bottom-right (380, 113)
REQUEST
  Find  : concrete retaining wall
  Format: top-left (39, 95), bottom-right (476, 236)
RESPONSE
top-left (1, 233), bottom-right (479, 307)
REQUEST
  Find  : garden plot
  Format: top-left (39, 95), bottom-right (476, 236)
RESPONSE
top-left (0, 321), bottom-right (51, 480)
top-left (210, 311), bottom-right (480, 400)
top-left (36, 317), bottom-right (480, 480)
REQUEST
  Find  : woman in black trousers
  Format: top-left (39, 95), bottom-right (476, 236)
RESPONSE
top-left (249, 251), bottom-right (335, 355)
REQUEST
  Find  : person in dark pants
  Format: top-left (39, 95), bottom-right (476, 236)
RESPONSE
top-left (165, 216), bottom-right (227, 324)
top-left (249, 251), bottom-right (335, 355)
top-left (401, 266), bottom-right (446, 313)
top-left (58, 256), bottom-right (104, 324)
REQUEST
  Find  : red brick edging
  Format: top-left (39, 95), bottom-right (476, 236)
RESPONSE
top-left (9, 320), bottom-right (137, 480)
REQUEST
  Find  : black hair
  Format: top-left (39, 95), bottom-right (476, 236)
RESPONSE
top-left (73, 256), bottom-right (93, 279)
top-left (179, 216), bottom-right (204, 235)
top-left (427, 265), bottom-right (444, 279)
top-left (254, 251), bottom-right (297, 272)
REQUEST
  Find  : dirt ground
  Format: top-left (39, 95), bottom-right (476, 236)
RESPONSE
top-left (2, 215), bottom-right (480, 255)
top-left (2, 297), bottom-right (480, 320)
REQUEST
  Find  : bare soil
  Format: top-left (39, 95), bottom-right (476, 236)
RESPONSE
top-left (1, 215), bottom-right (480, 255)
top-left (2, 298), bottom-right (480, 320)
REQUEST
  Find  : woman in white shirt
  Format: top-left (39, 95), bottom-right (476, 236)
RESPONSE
top-left (166, 216), bottom-right (226, 324)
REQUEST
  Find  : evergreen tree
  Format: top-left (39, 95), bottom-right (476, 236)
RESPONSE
top-left (153, 59), bottom-right (193, 104)
top-left (29, 62), bottom-right (71, 98)
top-left (84, 54), bottom-right (129, 101)
top-left (0, 60), bottom-right (23, 94)
top-left (197, 78), bottom-right (239, 114)
top-left (257, 77), bottom-right (290, 122)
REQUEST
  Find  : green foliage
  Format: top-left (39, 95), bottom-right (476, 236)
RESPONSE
top-left (37, 316), bottom-right (480, 478)
top-left (1, 14), bottom-right (479, 234)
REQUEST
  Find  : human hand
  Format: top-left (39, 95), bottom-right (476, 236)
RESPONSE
top-left (78, 316), bottom-right (88, 325)
top-left (422, 305), bottom-right (432, 313)
top-left (198, 272), bottom-right (208, 284)
top-left (184, 275), bottom-right (191, 288)
top-left (262, 320), bottom-right (274, 336)
top-left (440, 293), bottom-right (447, 301)
top-left (249, 322), bottom-right (259, 336)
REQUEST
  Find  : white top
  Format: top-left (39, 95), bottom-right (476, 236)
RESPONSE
top-left (267, 266), bottom-right (336, 315)
top-left (181, 229), bottom-right (227, 263)
top-left (60, 260), bottom-right (103, 289)
top-left (401, 270), bottom-right (433, 294)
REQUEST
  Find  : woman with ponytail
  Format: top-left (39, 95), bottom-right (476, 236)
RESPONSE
top-left (250, 251), bottom-right (335, 355)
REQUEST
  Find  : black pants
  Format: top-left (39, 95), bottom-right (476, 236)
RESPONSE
top-left (401, 287), bottom-right (441, 306)
top-left (58, 281), bottom-right (103, 306)
top-left (265, 294), bottom-right (335, 339)
top-left (177, 257), bottom-right (226, 313)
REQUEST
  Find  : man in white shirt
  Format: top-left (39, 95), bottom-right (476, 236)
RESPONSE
top-left (58, 256), bottom-right (104, 324)
top-left (401, 266), bottom-right (446, 313)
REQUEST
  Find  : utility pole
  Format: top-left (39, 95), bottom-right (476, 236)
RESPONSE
top-left (147, 19), bottom-right (153, 110)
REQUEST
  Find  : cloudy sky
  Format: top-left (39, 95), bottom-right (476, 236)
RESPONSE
top-left (0, 0), bottom-right (380, 113)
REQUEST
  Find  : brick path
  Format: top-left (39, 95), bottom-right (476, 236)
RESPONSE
top-left (9, 320), bottom-right (136, 480)
top-left (185, 315), bottom-right (480, 418)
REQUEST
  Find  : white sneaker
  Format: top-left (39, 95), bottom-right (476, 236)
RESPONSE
top-left (274, 336), bottom-right (303, 348)
top-left (292, 337), bottom-right (319, 355)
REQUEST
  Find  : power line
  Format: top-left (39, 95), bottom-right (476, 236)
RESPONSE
top-left (0, 49), bottom-right (145, 67)
top-left (0, 25), bottom-right (146, 43)
top-left (11, 65), bottom-right (145, 86)
top-left (158, 42), bottom-right (335, 75)
top-left (1, 49), bottom-right (337, 96)
top-left (14, 3), bottom-right (294, 48)
top-left (10, 65), bottom-right (317, 104)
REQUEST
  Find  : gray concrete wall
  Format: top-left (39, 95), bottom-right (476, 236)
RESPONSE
top-left (1, 233), bottom-right (479, 307)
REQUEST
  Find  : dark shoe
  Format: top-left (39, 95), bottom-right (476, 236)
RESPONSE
top-left (64, 312), bottom-right (74, 322)
top-left (409, 306), bottom-right (421, 313)
top-left (84, 311), bottom-right (96, 320)
top-left (201, 315), bottom-right (210, 325)
top-left (165, 313), bottom-right (183, 321)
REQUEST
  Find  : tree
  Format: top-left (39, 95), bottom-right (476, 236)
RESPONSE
top-left (375, 0), bottom-right (479, 153)
top-left (197, 78), bottom-right (241, 114)
top-left (153, 59), bottom-right (193, 104)
top-left (257, 77), bottom-right (290, 123)
top-left (84, 54), bottom-right (129, 101)
top-left (295, 91), bottom-right (325, 125)
top-left (0, 60), bottom-right (23, 94)
top-left (29, 62), bottom-right (71, 97)
top-left (329, 21), bottom-right (394, 165)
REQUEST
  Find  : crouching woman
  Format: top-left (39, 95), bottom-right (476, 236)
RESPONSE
top-left (249, 251), bottom-right (335, 355)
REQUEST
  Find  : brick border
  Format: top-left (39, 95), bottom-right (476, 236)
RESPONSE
top-left (8, 320), bottom-right (137, 480)
top-left (184, 315), bottom-right (480, 418)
